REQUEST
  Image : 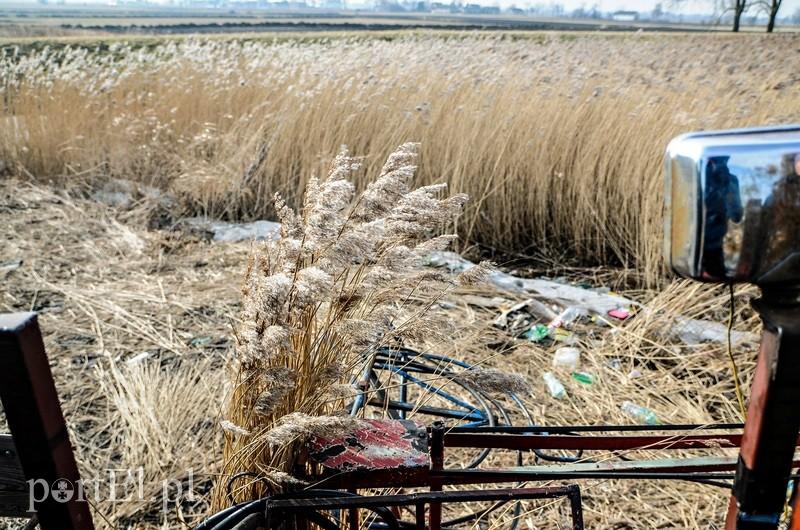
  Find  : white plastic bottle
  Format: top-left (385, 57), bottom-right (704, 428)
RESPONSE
top-left (552, 347), bottom-right (581, 371)
top-left (543, 372), bottom-right (567, 400)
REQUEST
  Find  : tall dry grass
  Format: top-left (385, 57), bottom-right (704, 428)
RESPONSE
top-left (2, 33), bottom-right (800, 283)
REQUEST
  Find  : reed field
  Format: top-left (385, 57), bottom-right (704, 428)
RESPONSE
top-left (2, 32), bottom-right (799, 283)
top-left (1, 30), bottom-right (799, 529)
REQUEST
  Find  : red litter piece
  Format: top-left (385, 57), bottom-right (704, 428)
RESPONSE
top-left (608, 308), bottom-right (630, 320)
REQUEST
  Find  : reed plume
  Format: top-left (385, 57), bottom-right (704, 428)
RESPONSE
top-left (214, 143), bottom-right (470, 509)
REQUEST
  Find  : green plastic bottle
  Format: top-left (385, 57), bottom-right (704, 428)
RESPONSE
top-left (621, 401), bottom-right (660, 425)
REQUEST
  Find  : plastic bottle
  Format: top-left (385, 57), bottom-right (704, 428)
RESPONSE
top-left (543, 372), bottom-right (567, 399)
top-left (525, 324), bottom-right (551, 342)
top-left (548, 307), bottom-right (587, 330)
top-left (552, 347), bottom-right (581, 370)
top-left (621, 401), bottom-right (659, 425)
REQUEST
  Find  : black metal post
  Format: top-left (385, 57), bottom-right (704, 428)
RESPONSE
top-left (429, 421), bottom-right (445, 530)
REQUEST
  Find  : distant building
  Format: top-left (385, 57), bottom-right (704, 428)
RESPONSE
top-left (463, 3), bottom-right (498, 14)
top-left (611, 10), bottom-right (639, 21)
top-left (429, 1), bottom-right (453, 12)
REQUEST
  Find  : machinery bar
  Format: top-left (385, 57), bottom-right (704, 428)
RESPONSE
top-left (313, 456), bottom-right (789, 490)
top-left (265, 486), bottom-right (579, 510)
top-left (367, 399), bottom-right (485, 421)
top-left (266, 486), bottom-right (584, 530)
top-left (444, 433), bottom-right (742, 451)
top-left (446, 423), bottom-right (744, 434)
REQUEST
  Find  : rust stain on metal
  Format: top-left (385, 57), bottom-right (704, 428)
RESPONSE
top-left (309, 419), bottom-right (429, 471)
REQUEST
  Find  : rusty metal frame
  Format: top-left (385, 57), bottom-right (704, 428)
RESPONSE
top-left (0, 312), bottom-right (94, 530)
top-left (725, 293), bottom-right (800, 530)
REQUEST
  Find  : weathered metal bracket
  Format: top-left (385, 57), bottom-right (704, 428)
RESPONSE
top-left (0, 312), bottom-right (94, 530)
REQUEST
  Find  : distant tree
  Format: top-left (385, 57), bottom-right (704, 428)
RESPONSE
top-left (652, 2), bottom-right (664, 19)
top-left (793, 6), bottom-right (800, 23)
top-left (714, 0), bottom-right (749, 31)
top-left (731, 0), bottom-right (748, 31)
top-left (571, 3), bottom-right (586, 18)
top-left (752, 0), bottom-right (783, 31)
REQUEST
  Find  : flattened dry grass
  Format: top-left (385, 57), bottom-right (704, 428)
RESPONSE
top-left (1, 181), bottom-right (241, 527)
top-left (1, 180), bottom-right (764, 528)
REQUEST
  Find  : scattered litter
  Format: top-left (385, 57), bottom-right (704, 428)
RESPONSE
top-left (183, 218), bottom-right (281, 243)
top-left (628, 369), bottom-right (643, 379)
top-left (670, 316), bottom-right (758, 347)
top-left (571, 371), bottom-right (596, 385)
top-left (493, 299), bottom-right (558, 335)
top-left (552, 347), bottom-right (581, 371)
top-left (547, 306), bottom-right (588, 330)
top-left (608, 308), bottom-right (631, 320)
top-left (431, 253), bottom-right (756, 345)
top-left (606, 358), bottom-right (622, 370)
top-left (543, 372), bottom-right (567, 399)
top-left (621, 401), bottom-right (659, 425)
top-left (552, 328), bottom-right (578, 345)
top-left (125, 352), bottom-right (151, 366)
top-left (524, 324), bottom-right (551, 342)
top-left (190, 336), bottom-right (213, 347)
top-left (427, 251), bottom-right (639, 316)
top-left (0, 259), bottom-right (22, 278)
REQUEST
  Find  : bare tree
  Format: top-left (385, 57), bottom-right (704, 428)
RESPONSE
top-left (732, 0), bottom-right (748, 31)
top-left (714, 0), bottom-right (749, 31)
top-left (753, 0), bottom-right (784, 32)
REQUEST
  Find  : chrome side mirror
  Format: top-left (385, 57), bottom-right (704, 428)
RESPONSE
top-left (665, 125), bottom-right (800, 285)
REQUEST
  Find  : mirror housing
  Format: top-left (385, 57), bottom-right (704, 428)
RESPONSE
top-left (665, 125), bottom-right (800, 285)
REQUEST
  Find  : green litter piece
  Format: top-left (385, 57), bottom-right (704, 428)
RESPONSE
top-left (571, 371), bottom-right (595, 384)
top-left (525, 324), bottom-right (550, 342)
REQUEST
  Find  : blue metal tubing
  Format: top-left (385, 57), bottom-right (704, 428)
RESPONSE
top-left (379, 365), bottom-right (484, 416)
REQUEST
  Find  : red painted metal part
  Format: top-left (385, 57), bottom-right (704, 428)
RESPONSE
top-left (309, 419), bottom-right (429, 471)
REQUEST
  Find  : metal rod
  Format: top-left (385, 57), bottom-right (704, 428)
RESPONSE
top-left (567, 485), bottom-right (584, 530)
top-left (368, 399), bottom-right (485, 421)
top-left (446, 423), bottom-right (744, 434)
top-left (429, 422), bottom-right (444, 530)
top-left (443, 433), bottom-right (743, 451)
top-left (415, 502), bottom-right (425, 530)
